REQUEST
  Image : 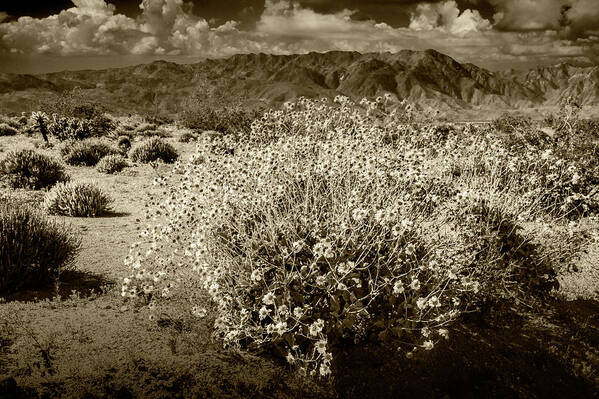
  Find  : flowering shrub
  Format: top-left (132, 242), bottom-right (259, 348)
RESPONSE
top-left (122, 97), bottom-right (592, 379)
top-left (129, 138), bottom-right (178, 164)
top-left (0, 149), bottom-right (69, 189)
top-left (44, 181), bottom-right (112, 217)
top-left (96, 154), bottom-right (128, 174)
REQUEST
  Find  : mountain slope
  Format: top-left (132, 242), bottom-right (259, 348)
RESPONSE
top-left (0, 50), bottom-right (598, 114)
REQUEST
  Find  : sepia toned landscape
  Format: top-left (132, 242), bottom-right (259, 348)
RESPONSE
top-left (1, 1), bottom-right (599, 398)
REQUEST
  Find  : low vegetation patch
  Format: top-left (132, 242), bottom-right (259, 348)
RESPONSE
top-left (0, 123), bottom-right (18, 136)
top-left (0, 149), bottom-right (69, 189)
top-left (43, 181), bottom-right (113, 217)
top-left (178, 131), bottom-right (197, 143)
top-left (60, 139), bottom-right (120, 166)
top-left (129, 137), bottom-right (178, 164)
top-left (0, 204), bottom-right (80, 294)
top-left (96, 154), bottom-right (128, 174)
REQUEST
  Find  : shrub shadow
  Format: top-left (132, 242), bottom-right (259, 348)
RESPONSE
top-left (1, 270), bottom-right (112, 303)
top-left (333, 300), bottom-right (599, 399)
top-left (97, 210), bottom-right (131, 218)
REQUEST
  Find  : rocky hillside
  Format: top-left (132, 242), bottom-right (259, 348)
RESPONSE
top-left (1, 49), bottom-right (598, 114)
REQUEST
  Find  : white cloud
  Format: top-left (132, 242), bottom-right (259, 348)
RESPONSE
top-left (409, 1), bottom-right (491, 36)
top-left (0, 0), bottom-right (596, 70)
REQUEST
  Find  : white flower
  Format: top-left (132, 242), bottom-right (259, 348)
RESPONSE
top-left (262, 292), bottom-right (275, 305)
top-left (274, 321), bottom-right (287, 335)
top-left (438, 328), bottom-right (449, 340)
top-left (316, 275), bottom-right (326, 287)
top-left (410, 278), bottom-right (421, 291)
top-left (315, 339), bottom-right (327, 354)
top-left (416, 297), bottom-right (427, 309)
top-left (309, 319), bottom-right (324, 336)
top-left (427, 296), bottom-right (441, 308)
top-left (293, 307), bottom-right (304, 319)
top-left (250, 269), bottom-right (262, 283)
top-left (393, 280), bottom-right (405, 295)
top-left (422, 340), bottom-right (434, 350)
top-left (259, 306), bottom-right (271, 320)
top-left (319, 363), bottom-right (331, 376)
top-left (192, 306), bottom-right (207, 318)
top-left (286, 352), bottom-right (295, 364)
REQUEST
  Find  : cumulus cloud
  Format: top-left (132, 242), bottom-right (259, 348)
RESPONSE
top-left (563, 0), bottom-right (599, 36)
top-left (409, 0), bottom-right (491, 36)
top-left (0, 0), bottom-right (247, 56)
top-left (0, 0), bottom-right (597, 71)
top-left (490, 0), bottom-right (564, 31)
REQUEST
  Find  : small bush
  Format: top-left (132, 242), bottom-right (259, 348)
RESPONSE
top-left (43, 181), bottom-right (113, 217)
top-left (117, 136), bottom-right (132, 152)
top-left (129, 138), bottom-right (178, 164)
top-left (61, 139), bottom-right (120, 166)
top-left (0, 149), bottom-right (69, 189)
top-left (0, 204), bottom-right (80, 294)
top-left (179, 131), bottom-right (197, 143)
top-left (96, 154), bottom-right (128, 174)
top-left (0, 123), bottom-right (18, 136)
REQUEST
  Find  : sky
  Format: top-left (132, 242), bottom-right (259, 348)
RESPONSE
top-left (0, 0), bottom-right (598, 74)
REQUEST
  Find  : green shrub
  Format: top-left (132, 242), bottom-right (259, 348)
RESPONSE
top-left (0, 149), bottom-right (69, 189)
top-left (96, 154), bottom-right (128, 174)
top-left (60, 139), bottom-right (120, 166)
top-left (0, 204), bottom-right (80, 294)
top-left (129, 138), bottom-right (178, 164)
top-left (0, 123), bottom-right (18, 136)
top-left (43, 181), bottom-right (113, 217)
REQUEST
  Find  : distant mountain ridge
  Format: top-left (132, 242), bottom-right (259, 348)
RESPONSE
top-left (1, 49), bottom-right (598, 114)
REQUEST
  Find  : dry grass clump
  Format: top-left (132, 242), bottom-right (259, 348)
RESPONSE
top-left (96, 154), bottom-right (129, 174)
top-left (129, 137), bottom-right (178, 164)
top-left (43, 181), bottom-right (113, 217)
top-left (0, 149), bottom-right (69, 189)
top-left (0, 204), bottom-right (80, 294)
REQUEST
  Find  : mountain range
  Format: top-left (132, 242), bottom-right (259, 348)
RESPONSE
top-left (1, 49), bottom-right (598, 116)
